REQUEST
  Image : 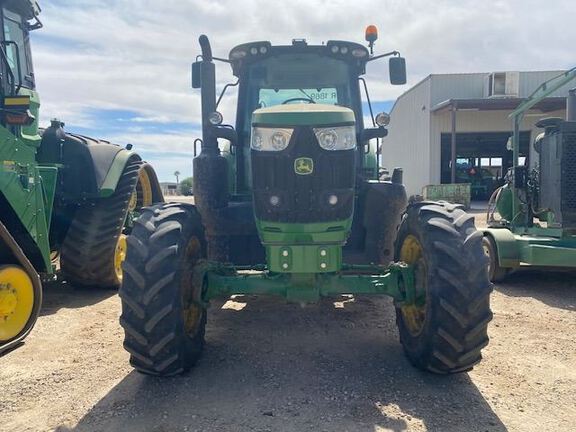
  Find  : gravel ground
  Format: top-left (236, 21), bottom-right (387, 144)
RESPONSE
top-left (1, 210), bottom-right (575, 432)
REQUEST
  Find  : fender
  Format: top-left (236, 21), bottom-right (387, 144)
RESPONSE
top-left (483, 227), bottom-right (520, 268)
top-left (360, 180), bottom-right (408, 263)
top-left (98, 149), bottom-right (140, 198)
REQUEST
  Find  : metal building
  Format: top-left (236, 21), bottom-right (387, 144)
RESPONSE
top-left (384, 71), bottom-right (573, 197)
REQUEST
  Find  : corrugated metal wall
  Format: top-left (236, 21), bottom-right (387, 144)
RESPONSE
top-left (430, 74), bottom-right (485, 106)
top-left (430, 71), bottom-right (571, 104)
top-left (518, 71), bottom-right (570, 97)
top-left (384, 78), bottom-right (431, 196)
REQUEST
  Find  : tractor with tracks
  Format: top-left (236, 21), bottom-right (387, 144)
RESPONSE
top-left (483, 68), bottom-right (576, 281)
top-left (120, 28), bottom-right (492, 376)
top-left (0, 0), bottom-right (163, 353)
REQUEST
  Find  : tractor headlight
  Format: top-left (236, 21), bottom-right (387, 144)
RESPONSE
top-left (251, 127), bottom-right (293, 151)
top-left (313, 126), bottom-right (356, 150)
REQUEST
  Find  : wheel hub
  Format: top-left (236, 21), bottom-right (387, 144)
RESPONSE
top-left (0, 266), bottom-right (35, 341)
top-left (0, 284), bottom-right (18, 316)
top-left (399, 235), bottom-right (428, 336)
top-left (114, 235), bottom-right (128, 282)
top-left (482, 241), bottom-right (493, 275)
top-left (182, 237), bottom-right (202, 336)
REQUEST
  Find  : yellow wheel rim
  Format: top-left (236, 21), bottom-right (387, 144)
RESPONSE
top-left (182, 237), bottom-right (202, 336)
top-left (399, 235), bottom-right (428, 336)
top-left (129, 168), bottom-right (154, 213)
top-left (0, 265), bottom-right (35, 342)
top-left (114, 234), bottom-right (128, 282)
top-left (128, 190), bottom-right (138, 212)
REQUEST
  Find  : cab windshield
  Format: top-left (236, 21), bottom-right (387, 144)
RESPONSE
top-left (243, 54), bottom-right (353, 130)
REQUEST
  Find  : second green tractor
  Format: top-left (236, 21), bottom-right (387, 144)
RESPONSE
top-left (120, 28), bottom-right (493, 376)
top-left (0, 0), bottom-right (163, 353)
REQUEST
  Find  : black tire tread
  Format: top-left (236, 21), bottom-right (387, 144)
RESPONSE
top-left (395, 201), bottom-right (493, 374)
top-left (60, 158), bottom-right (141, 288)
top-left (119, 203), bottom-right (206, 376)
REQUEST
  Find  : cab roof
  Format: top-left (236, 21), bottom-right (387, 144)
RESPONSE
top-left (228, 39), bottom-right (370, 77)
top-left (1, 0), bottom-right (41, 20)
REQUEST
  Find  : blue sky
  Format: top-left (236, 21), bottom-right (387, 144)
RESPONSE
top-left (31, 0), bottom-right (575, 182)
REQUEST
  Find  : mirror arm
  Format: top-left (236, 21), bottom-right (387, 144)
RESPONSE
top-left (213, 56), bottom-right (231, 64)
top-left (197, 55), bottom-right (230, 64)
top-left (216, 80), bottom-right (239, 109)
top-left (362, 127), bottom-right (388, 142)
top-left (367, 50), bottom-right (400, 62)
top-left (359, 77), bottom-right (375, 127)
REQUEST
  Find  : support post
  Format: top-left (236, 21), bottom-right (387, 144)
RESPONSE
top-left (450, 103), bottom-right (458, 184)
top-left (567, 88), bottom-right (576, 121)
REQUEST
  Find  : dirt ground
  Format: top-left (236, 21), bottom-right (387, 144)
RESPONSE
top-left (1, 207), bottom-right (575, 432)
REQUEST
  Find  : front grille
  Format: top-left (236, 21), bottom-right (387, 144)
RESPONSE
top-left (561, 126), bottom-right (576, 225)
top-left (251, 126), bottom-right (355, 223)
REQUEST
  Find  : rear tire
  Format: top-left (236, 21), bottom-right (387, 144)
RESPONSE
top-left (119, 203), bottom-right (207, 376)
top-left (482, 236), bottom-right (511, 283)
top-left (394, 201), bottom-right (493, 374)
top-left (60, 158), bottom-right (141, 288)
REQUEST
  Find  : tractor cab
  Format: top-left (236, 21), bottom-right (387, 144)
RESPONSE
top-left (0, 0), bottom-right (41, 133)
top-left (191, 28), bottom-right (408, 266)
top-left (193, 33), bottom-right (406, 193)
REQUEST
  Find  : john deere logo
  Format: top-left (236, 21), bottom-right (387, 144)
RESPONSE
top-left (294, 157), bottom-right (314, 175)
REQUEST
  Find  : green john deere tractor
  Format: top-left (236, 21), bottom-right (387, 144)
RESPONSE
top-left (0, 0), bottom-right (163, 353)
top-left (483, 68), bottom-right (576, 282)
top-left (120, 28), bottom-right (492, 376)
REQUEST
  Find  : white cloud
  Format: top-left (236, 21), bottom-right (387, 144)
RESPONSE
top-left (31, 0), bottom-right (575, 181)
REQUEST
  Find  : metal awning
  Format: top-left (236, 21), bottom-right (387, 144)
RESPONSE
top-left (432, 97), bottom-right (566, 113)
top-left (435, 96), bottom-right (567, 184)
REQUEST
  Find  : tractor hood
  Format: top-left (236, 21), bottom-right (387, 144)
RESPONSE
top-left (252, 104), bottom-right (355, 127)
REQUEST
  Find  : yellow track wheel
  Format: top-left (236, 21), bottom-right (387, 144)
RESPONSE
top-left (0, 265), bottom-right (35, 342)
top-left (129, 168), bottom-right (154, 212)
top-left (399, 234), bottom-right (428, 336)
top-left (114, 234), bottom-right (128, 283)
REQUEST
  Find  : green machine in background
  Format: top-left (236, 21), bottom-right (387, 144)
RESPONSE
top-left (0, 0), bottom-right (163, 353)
top-left (483, 68), bottom-right (576, 281)
top-left (120, 27), bottom-right (492, 377)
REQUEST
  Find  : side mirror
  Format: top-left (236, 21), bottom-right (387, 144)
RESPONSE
top-left (191, 61), bottom-right (202, 89)
top-left (361, 127), bottom-right (388, 142)
top-left (389, 57), bottom-right (407, 85)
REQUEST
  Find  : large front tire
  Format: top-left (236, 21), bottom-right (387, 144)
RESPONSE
top-left (395, 201), bottom-right (493, 374)
top-left (119, 203), bottom-right (207, 376)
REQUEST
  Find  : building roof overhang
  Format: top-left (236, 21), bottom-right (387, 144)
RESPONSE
top-left (431, 97), bottom-right (566, 114)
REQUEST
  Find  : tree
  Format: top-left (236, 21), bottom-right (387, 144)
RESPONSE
top-left (179, 177), bottom-right (194, 196)
top-left (174, 170), bottom-right (181, 184)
